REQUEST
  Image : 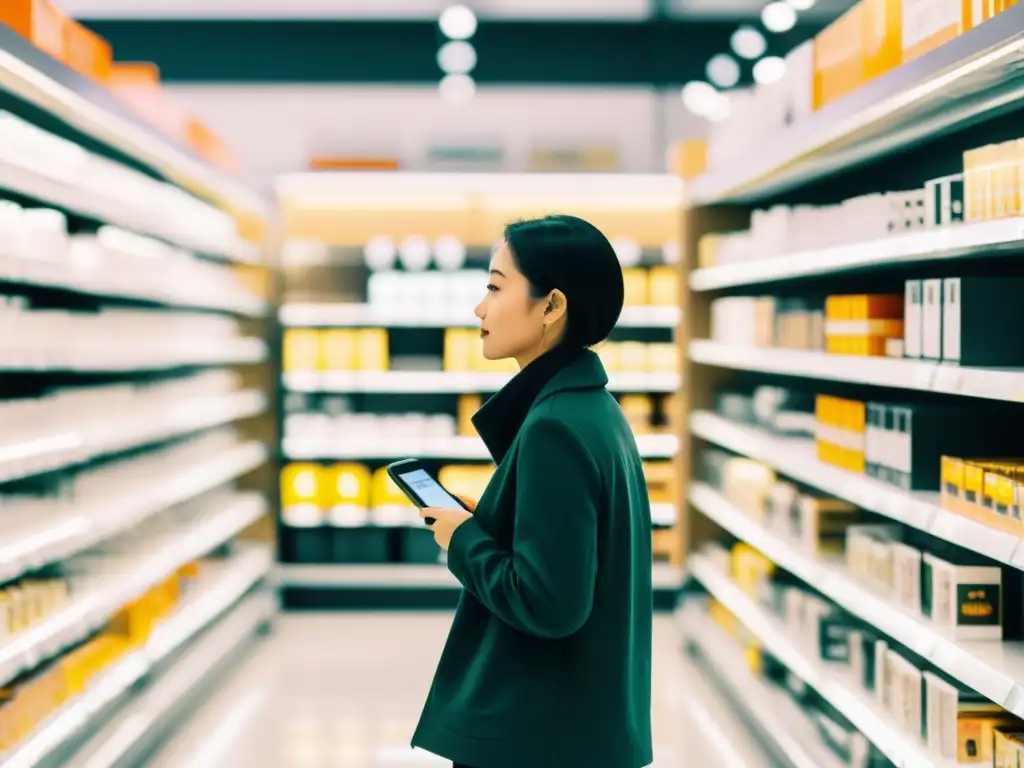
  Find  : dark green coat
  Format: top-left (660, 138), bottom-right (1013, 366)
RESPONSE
top-left (412, 351), bottom-right (654, 768)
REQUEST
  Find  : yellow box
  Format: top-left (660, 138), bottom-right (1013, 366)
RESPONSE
top-left (958, 714), bottom-right (1021, 764)
top-left (622, 268), bottom-right (649, 306)
top-left (863, 0), bottom-right (902, 80)
top-left (647, 343), bottom-right (678, 374)
top-left (444, 329), bottom-right (472, 372)
top-left (320, 330), bottom-right (357, 371)
top-left (283, 329), bottom-right (320, 373)
top-left (618, 342), bottom-right (649, 373)
top-left (458, 394), bottom-right (481, 436)
top-left (648, 266), bottom-right (679, 307)
top-left (357, 329), bottom-right (389, 371)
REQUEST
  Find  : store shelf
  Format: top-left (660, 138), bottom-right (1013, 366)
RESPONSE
top-left (0, 546), bottom-right (273, 768)
top-left (690, 410), bottom-right (1024, 569)
top-left (0, 252), bottom-right (267, 317)
top-left (0, 24), bottom-right (268, 226)
top-left (283, 370), bottom-right (681, 394)
top-left (0, 441), bottom-right (268, 585)
top-left (282, 432), bottom-right (679, 461)
top-left (687, 6), bottom-right (1024, 205)
top-left (0, 337), bottom-right (268, 373)
top-left (0, 493), bottom-right (267, 690)
top-left (279, 302), bottom-right (681, 329)
top-left (688, 552), bottom-right (957, 768)
top-left (0, 388), bottom-right (267, 487)
top-left (67, 585), bottom-right (273, 768)
top-left (689, 218), bottom-right (1024, 292)
top-left (276, 561), bottom-right (685, 590)
top-left (690, 481), bottom-right (1024, 716)
top-left (677, 600), bottom-right (846, 768)
top-left (690, 339), bottom-right (1024, 403)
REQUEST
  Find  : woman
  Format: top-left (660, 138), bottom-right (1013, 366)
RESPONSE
top-left (411, 215), bottom-right (654, 768)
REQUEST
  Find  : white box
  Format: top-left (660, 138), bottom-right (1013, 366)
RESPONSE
top-left (904, 279), bottom-right (923, 358)
top-left (922, 278), bottom-right (943, 360)
top-left (942, 277), bottom-right (962, 362)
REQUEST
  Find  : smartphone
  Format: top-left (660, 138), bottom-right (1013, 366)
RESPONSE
top-left (386, 458), bottom-right (471, 525)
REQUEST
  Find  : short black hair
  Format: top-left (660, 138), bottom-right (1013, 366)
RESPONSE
top-left (504, 214), bottom-right (625, 349)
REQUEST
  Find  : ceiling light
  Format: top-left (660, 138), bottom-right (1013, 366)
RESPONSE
top-left (706, 53), bottom-right (740, 88)
top-left (787, 0), bottom-right (816, 9)
top-left (761, 1), bottom-right (798, 32)
top-left (439, 5), bottom-right (477, 40)
top-left (437, 40), bottom-right (477, 75)
top-left (439, 73), bottom-right (476, 104)
top-left (753, 56), bottom-right (787, 84)
top-left (681, 81), bottom-right (720, 117)
top-left (731, 25), bottom-right (767, 59)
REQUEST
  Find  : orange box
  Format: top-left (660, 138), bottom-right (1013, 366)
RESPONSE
top-left (63, 19), bottom-right (111, 82)
top-left (813, 3), bottom-right (866, 110)
top-left (187, 118), bottom-right (240, 174)
top-left (0, 0), bottom-right (65, 61)
top-left (863, 0), bottom-right (902, 80)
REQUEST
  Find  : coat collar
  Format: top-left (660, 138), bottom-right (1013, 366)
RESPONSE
top-left (472, 350), bottom-right (608, 462)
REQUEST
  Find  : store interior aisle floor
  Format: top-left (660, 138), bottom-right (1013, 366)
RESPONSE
top-left (144, 611), bottom-right (735, 768)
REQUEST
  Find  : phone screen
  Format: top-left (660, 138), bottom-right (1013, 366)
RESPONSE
top-left (398, 468), bottom-right (464, 509)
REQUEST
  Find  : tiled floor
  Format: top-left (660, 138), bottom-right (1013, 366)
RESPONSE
top-left (146, 612), bottom-right (772, 768)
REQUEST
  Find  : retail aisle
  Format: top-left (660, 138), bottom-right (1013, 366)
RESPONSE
top-left (145, 612), bottom-right (768, 768)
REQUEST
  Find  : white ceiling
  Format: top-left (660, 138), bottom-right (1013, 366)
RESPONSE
top-left (54, 0), bottom-right (852, 20)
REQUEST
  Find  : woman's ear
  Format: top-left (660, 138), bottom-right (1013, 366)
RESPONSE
top-left (542, 289), bottom-right (568, 324)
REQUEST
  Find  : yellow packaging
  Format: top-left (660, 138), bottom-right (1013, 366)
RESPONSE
top-left (994, 727), bottom-right (1024, 768)
top-left (648, 266), bottom-right (680, 307)
top-left (863, 0), bottom-right (902, 80)
top-left (618, 342), bottom-right (648, 373)
top-left (620, 395), bottom-right (653, 434)
top-left (647, 343), bottom-right (678, 374)
top-left (357, 329), bottom-right (389, 371)
top-left (458, 394), bottom-right (481, 436)
top-left (958, 714), bottom-right (1021, 764)
top-left (622, 268), bottom-right (649, 306)
top-left (282, 329), bottom-right (320, 373)
top-left (813, 3), bottom-right (865, 110)
top-left (324, 463), bottom-right (372, 507)
top-left (320, 329), bottom-right (357, 371)
top-left (444, 329), bottom-right (472, 372)
top-left (942, 456), bottom-right (966, 497)
top-left (438, 464), bottom-right (494, 503)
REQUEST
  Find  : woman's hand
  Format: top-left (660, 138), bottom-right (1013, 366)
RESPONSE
top-left (420, 494), bottom-right (477, 550)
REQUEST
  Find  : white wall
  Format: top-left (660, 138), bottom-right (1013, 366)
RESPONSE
top-left (163, 84), bottom-right (707, 193)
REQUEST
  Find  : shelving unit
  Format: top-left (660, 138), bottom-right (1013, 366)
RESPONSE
top-left (274, 171), bottom-right (686, 606)
top-left (0, 27), bottom-right (275, 765)
top-left (677, 9), bottom-right (1024, 767)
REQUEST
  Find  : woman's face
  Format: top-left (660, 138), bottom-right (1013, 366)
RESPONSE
top-left (475, 243), bottom-right (549, 365)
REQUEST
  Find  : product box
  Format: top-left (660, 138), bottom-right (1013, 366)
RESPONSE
top-left (815, 394), bottom-right (867, 473)
top-left (825, 293), bottom-right (904, 356)
top-left (942, 277), bottom-right (1024, 366)
top-left (320, 329), bottom-right (357, 372)
top-left (0, 0), bottom-right (66, 63)
top-left (925, 174), bottom-right (966, 227)
top-left (63, 19), bottom-right (112, 83)
top-left (995, 727), bottom-right (1024, 768)
top-left (922, 550), bottom-right (1002, 639)
top-left (796, 494), bottom-right (863, 555)
top-left (890, 542), bottom-right (923, 611)
top-left (813, 3), bottom-right (867, 111)
top-left (647, 266), bottom-right (679, 307)
top-left (323, 463), bottom-right (372, 528)
top-left (922, 278), bottom-right (943, 359)
top-left (357, 329), bottom-right (389, 371)
top-left (283, 329), bottom-right (320, 373)
top-left (903, 280), bottom-right (923, 358)
top-left (863, 0), bottom-right (903, 80)
top-left (942, 456), bottom-right (1024, 532)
